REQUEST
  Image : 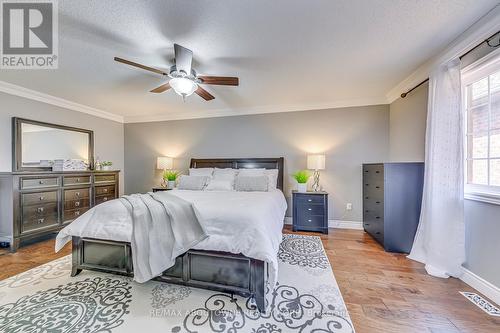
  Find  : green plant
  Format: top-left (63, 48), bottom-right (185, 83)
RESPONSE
top-left (163, 170), bottom-right (180, 181)
top-left (292, 170), bottom-right (311, 184)
top-left (101, 161), bottom-right (112, 167)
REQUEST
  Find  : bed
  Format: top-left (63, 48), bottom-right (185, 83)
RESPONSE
top-left (57, 157), bottom-right (285, 312)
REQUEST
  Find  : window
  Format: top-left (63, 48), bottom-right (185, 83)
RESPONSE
top-left (463, 51), bottom-right (500, 203)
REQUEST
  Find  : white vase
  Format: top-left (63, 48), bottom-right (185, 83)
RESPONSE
top-left (297, 183), bottom-right (307, 193)
top-left (167, 180), bottom-right (176, 189)
top-left (102, 166), bottom-right (111, 171)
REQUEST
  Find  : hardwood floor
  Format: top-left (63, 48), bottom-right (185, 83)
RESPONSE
top-left (1, 229), bottom-right (499, 332)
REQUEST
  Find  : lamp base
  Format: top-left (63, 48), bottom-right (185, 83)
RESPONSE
top-left (312, 170), bottom-right (321, 192)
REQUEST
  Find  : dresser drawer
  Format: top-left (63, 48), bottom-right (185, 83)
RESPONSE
top-left (295, 203), bottom-right (325, 216)
top-left (22, 213), bottom-right (58, 233)
top-left (95, 195), bottom-right (112, 205)
top-left (95, 185), bottom-right (115, 196)
top-left (64, 207), bottom-right (89, 220)
top-left (295, 194), bottom-right (325, 204)
top-left (64, 198), bottom-right (90, 210)
top-left (22, 202), bottom-right (58, 220)
top-left (363, 164), bottom-right (384, 180)
top-left (95, 174), bottom-right (116, 183)
top-left (22, 191), bottom-right (58, 206)
top-left (64, 188), bottom-right (90, 201)
top-left (64, 176), bottom-right (91, 186)
top-left (295, 215), bottom-right (326, 228)
top-left (21, 177), bottom-right (59, 189)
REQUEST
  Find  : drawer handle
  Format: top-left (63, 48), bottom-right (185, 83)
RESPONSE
top-left (307, 219), bottom-right (312, 222)
top-left (76, 178), bottom-right (80, 182)
top-left (39, 196), bottom-right (44, 201)
top-left (37, 218), bottom-right (45, 224)
top-left (365, 184), bottom-right (369, 186)
top-left (307, 199), bottom-right (312, 202)
top-left (376, 171), bottom-right (380, 173)
top-left (76, 192), bottom-right (80, 197)
top-left (103, 197), bottom-right (108, 201)
top-left (37, 207), bottom-right (44, 213)
top-left (75, 211), bottom-right (80, 216)
top-left (103, 188), bottom-right (108, 193)
top-left (376, 216), bottom-right (380, 219)
top-left (365, 210), bottom-right (369, 213)
top-left (376, 201), bottom-right (380, 204)
top-left (365, 223), bottom-right (370, 226)
top-left (39, 180), bottom-right (44, 185)
top-left (365, 197), bottom-right (369, 199)
top-left (75, 201), bottom-right (80, 207)
top-left (308, 208), bottom-right (312, 211)
top-left (376, 231), bottom-right (381, 234)
top-left (376, 186), bottom-right (380, 189)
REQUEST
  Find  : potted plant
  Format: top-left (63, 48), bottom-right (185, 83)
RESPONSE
top-left (101, 161), bottom-right (113, 171)
top-left (293, 170), bottom-right (310, 193)
top-left (163, 170), bottom-right (181, 189)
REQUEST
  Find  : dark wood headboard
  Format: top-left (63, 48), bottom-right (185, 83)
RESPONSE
top-left (190, 157), bottom-right (284, 191)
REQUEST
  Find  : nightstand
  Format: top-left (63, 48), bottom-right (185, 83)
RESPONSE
top-left (292, 191), bottom-right (328, 234)
top-left (152, 187), bottom-right (172, 192)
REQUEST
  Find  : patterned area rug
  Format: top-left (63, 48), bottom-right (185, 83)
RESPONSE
top-left (0, 234), bottom-right (354, 332)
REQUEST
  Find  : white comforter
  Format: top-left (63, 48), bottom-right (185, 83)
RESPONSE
top-left (56, 189), bottom-right (287, 287)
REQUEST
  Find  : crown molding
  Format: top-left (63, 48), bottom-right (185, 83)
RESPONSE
top-left (386, 5), bottom-right (500, 103)
top-left (0, 80), bottom-right (124, 123)
top-left (124, 96), bottom-right (389, 123)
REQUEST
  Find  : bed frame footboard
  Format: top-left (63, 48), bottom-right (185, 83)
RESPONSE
top-left (71, 237), bottom-right (266, 311)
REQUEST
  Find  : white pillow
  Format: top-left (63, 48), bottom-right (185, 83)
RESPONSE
top-left (177, 175), bottom-right (210, 190)
top-left (234, 175), bottom-right (269, 192)
top-left (237, 168), bottom-right (265, 176)
top-left (189, 168), bottom-right (214, 178)
top-left (213, 168), bottom-right (238, 181)
top-left (265, 169), bottom-right (279, 190)
top-left (205, 179), bottom-right (233, 191)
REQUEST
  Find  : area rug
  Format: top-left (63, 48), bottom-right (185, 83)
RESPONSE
top-left (0, 234), bottom-right (354, 332)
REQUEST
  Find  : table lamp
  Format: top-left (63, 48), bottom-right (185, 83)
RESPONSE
top-left (307, 154), bottom-right (325, 192)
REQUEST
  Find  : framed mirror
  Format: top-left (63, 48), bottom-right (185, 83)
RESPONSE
top-left (13, 118), bottom-right (94, 172)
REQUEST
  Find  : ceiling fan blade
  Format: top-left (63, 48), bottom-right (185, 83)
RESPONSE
top-left (195, 86), bottom-right (215, 101)
top-left (198, 76), bottom-right (239, 86)
top-left (114, 57), bottom-right (166, 76)
top-left (174, 44), bottom-right (193, 75)
top-left (150, 83), bottom-right (171, 93)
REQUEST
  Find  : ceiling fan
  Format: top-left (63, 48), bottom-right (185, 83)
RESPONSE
top-left (114, 44), bottom-right (239, 101)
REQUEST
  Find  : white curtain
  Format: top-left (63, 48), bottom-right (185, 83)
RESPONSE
top-left (408, 57), bottom-right (465, 278)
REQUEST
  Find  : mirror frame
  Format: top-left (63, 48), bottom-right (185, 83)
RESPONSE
top-left (12, 117), bottom-right (94, 172)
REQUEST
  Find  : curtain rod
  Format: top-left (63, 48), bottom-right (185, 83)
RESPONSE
top-left (400, 30), bottom-right (500, 98)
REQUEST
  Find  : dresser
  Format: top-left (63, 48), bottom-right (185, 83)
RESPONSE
top-left (363, 163), bottom-right (424, 253)
top-left (0, 170), bottom-right (120, 252)
top-left (292, 191), bottom-right (328, 234)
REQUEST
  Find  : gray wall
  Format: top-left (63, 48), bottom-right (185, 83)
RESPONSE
top-left (389, 85), bottom-right (500, 289)
top-left (389, 82), bottom-right (428, 162)
top-left (0, 92), bottom-right (125, 194)
top-left (124, 105), bottom-right (390, 221)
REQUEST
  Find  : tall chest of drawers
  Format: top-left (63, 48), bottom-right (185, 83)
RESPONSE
top-left (362, 163), bottom-right (424, 253)
top-left (0, 170), bottom-right (120, 252)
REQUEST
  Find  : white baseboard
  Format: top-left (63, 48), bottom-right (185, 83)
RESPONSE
top-left (461, 267), bottom-right (500, 307)
top-left (284, 217), bottom-right (363, 230)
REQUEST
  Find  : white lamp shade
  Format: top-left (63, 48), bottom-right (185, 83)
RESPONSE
top-left (307, 154), bottom-right (326, 170)
top-left (157, 156), bottom-right (173, 170)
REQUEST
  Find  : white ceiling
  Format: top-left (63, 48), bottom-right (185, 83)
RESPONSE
top-left (0, 0), bottom-right (498, 122)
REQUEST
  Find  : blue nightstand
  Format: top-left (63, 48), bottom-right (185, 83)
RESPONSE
top-left (292, 191), bottom-right (328, 234)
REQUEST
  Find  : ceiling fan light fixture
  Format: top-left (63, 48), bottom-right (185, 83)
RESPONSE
top-left (169, 77), bottom-right (198, 97)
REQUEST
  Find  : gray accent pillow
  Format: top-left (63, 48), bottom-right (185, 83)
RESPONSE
top-left (234, 175), bottom-right (269, 192)
top-left (177, 175), bottom-right (209, 190)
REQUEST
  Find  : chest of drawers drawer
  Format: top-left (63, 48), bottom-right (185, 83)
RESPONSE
top-left (64, 198), bottom-right (90, 210)
top-left (95, 195), bottom-right (112, 205)
top-left (64, 207), bottom-right (90, 221)
top-left (95, 174), bottom-right (116, 183)
top-left (21, 177), bottom-right (59, 189)
top-left (22, 213), bottom-right (58, 233)
top-left (64, 188), bottom-right (90, 201)
top-left (22, 190), bottom-right (58, 206)
top-left (95, 185), bottom-right (115, 196)
top-left (295, 203), bottom-right (325, 216)
top-left (22, 202), bottom-right (59, 219)
top-left (64, 176), bottom-right (91, 186)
